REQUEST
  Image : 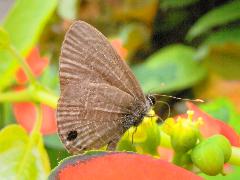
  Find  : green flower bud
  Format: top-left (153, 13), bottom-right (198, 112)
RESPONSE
top-left (206, 135), bottom-right (232, 163)
top-left (171, 123), bottom-right (198, 153)
top-left (191, 138), bottom-right (225, 175)
top-left (171, 111), bottom-right (200, 153)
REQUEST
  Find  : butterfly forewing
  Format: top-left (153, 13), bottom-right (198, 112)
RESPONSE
top-left (57, 21), bottom-right (147, 154)
top-left (59, 21), bottom-right (145, 100)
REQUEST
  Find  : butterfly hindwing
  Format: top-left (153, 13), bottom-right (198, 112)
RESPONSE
top-left (57, 81), bottom-right (133, 153)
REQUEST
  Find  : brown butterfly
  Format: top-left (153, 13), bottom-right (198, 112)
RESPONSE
top-left (57, 21), bottom-right (155, 154)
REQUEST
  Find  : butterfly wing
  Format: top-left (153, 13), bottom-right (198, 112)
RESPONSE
top-left (59, 21), bottom-right (145, 100)
top-left (58, 81), bottom-right (134, 154)
top-left (57, 21), bottom-right (146, 154)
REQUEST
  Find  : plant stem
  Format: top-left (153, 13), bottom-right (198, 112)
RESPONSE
top-left (159, 131), bottom-right (172, 148)
top-left (16, 105), bottom-right (43, 177)
top-left (32, 104), bottom-right (42, 133)
top-left (0, 86), bottom-right (58, 109)
top-left (7, 45), bottom-right (37, 85)
top-left (172, 152), bottom-right (184, 166)
top-left (229, 146), bottom-right (240, 166)
top-left (34, 89), bottom-right (58, 109)
top-left (0, 88), bottom-right (33, 102)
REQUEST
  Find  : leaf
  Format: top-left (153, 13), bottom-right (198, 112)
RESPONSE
top-left (46, 146), bottom-right (69, 169)
top-left (16, 47), bottom-right (49, 84)
top-left (49, 152), bottom-right (203, 180)
top-left (194, 74), bottom-right (240, 113)
top-left (112, 0), bottom-right (158, 24)
top-left (44, 134), bottom-right (65, 149)
top-left (196, 27), bottom-right (240, 79)
top-left (0, 124), bottom-right (50, 179)
top-left (186, 1), bottom-right (240, 40)
top-left (0, 27), bottom-right (9, 48)
top-left (132, 44), bottom-right (206, 93)
top-left (206, 44), bottom-right (240, 79)
top-left (0, 0), bottom-right (57, 91)
top-left (57, 0), bottom-right (78, 20)
top-left (39, 65), bottom-right (59, 93)
top-left (160, 0), bottom-right (199, 9)
top-left (118, 23), bottom-right (150, 59)
top-left (202, 27), bottom-right (240, 46)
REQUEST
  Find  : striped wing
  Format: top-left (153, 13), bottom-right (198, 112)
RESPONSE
top-left (59, 21), bottom-right (145, 101)
top-left (58, 81), bottom-right (134, 154)
top-left (58, 21), bottom-right (146, 154)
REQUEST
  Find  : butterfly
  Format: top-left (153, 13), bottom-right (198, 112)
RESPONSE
top-left (57, 21), bottom-right (156, 154)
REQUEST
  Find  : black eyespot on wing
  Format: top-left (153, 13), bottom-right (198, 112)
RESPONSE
top-left (67, 130), bottom-right (78, 141)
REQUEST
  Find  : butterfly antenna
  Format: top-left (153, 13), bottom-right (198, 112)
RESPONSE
top-left (152, 94), bottom-right (204, 103)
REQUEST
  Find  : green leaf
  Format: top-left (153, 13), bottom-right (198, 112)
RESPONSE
top-left (196, 27), bottom-right (240, 59)
top-left (57, 0), bottom-right (78, 20)
top-left (202, 27), bottom-right (240, 46)
top-left (160, 0), bottom-right (199, 9)
top-left (46, 147), bottom-right (69, 169)
top-left (186, 1), bottom-right (240, 40)
top-left (44, 134), bottom-right (64, 149)
top-left (0, 124), bottom-right (50, 179)
top-left (0, 103), bottom-right (15, 128)
top-left (132, 44), bottom-right (206, 93)
top-left (118, 23), bottom-right (150, 59)
top-left (0, 27), bottom-right (10, 49)
top-left (196, 27), bottom-right (240, 79)
top-left (39, 65), bottom-right (59, 93)
top-left (0, 0), bottom-right (57, 91)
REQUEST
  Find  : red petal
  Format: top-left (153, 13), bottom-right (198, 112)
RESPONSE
top-left (187, 102), bottom-right (240, 146)
top-left (111, 39), bottom-right (128, 59)
top-left (16, 47), bottom-right (49, 84)
top-left (51, 152), bottom-right (202, 180)
top-left (157, 146), bottom-right (174, 161)
top-left (13, 102), bottom-right (57, 135)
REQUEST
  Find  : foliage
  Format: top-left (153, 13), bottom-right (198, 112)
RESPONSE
top-left (0, 0), bottom-right (240, 179)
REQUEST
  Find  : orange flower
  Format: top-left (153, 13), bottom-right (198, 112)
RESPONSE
top-left (16, 47), bottom-right (49, 84)
top-left (13, 47), bottom-right (57, 135)
top-left (50, 152), bottom-right (202, 180)
top-left (110, 38), bottom-right (127, 59)
top-left (13, 101), bottom-right (57, 134)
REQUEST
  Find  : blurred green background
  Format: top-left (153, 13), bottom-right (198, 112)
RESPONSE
top-left (0, 0), bottom-right (240, 179)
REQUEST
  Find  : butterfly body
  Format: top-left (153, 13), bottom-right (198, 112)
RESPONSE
top-left (57, 21), bottom-right (154, 154)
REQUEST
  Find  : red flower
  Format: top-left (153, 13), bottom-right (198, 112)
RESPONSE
top-left (16, 47), bottom-right (49, 84)
top-left (157, 146), bottom-right (174, 161)
top-left (50, 152), bottom-right (202, 180)
top-left (13, 47), bottom-right (57, 135)
top-left (184, 102), bottom-right (240, 147)
top-left (13, 102), bottom-right (57, 135)
top-left (110, 38), bottom-right (127, 59)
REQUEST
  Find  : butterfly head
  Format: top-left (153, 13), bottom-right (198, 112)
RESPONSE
top-left (146, 94), bottom-right (156, 106)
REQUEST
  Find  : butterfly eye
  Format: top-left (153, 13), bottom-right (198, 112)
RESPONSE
top-left (147, 95), bottom-right (156, 106)
top-left (67, 130), bottom-right (78, 141)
